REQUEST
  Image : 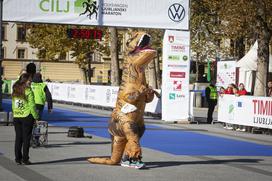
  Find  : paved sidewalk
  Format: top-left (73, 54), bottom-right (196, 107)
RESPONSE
top-left (0, 103), bottom-right (272, 181)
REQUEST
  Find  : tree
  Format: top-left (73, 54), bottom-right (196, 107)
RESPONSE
top-left (190, 0), bottom-right (226, 81)
top-left (109, 27), bottom-right (120, 86)
top-left (147, 29), bottom-right (164, 89)
top-left (218, 0), bottom-right (272, 96)
top-left (27, 24), bottom-right (109, 83)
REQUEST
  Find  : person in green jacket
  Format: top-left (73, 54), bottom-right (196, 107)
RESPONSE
top-left (12, 73), bottom-right (39, 165)
top-left (205, 82), bottom-right (218, 124)
top-left (31, 73), bottom-right (53, 120)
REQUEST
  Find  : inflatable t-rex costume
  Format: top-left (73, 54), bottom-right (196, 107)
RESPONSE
top-left (88, 32), bottom-right (158, 167)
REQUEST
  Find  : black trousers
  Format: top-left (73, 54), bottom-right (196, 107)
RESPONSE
top-left (207, 100), bottom-right (217, 124)
top-left (14, 114), bottom-right (35, 162)
top-left (35, 104), bottom-right (44, 120)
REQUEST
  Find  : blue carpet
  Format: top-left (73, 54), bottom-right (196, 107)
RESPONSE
top-left (3, 99), bottom-right (272, 156)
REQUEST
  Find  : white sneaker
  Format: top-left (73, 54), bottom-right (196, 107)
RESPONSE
top-left (226, 126), bottom-right (233, 130)
top-left (121, 160), bottom-right (145, 169)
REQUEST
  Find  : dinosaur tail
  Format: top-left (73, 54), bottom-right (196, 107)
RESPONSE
top-left (87, 157), bottom-right (118, 165)
top-left (87, 136), bottom-right (126, 165)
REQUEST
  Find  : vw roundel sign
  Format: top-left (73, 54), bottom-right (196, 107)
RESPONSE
top-left (168, 3), bottom-right (186, 22)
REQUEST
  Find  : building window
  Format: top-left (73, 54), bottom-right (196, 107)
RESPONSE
top-left (17, 48), bottom-right (26, 59)
top-left (17, 25), bottom-right (26, 41)
top-left (1, 25), bottom-right (7, 41)
top-left (38, 49), bottom-right (46, 59)
top-left (59, 52), bottom-right (67, 60)
top-left (1, 47), bottom-right (5, 58)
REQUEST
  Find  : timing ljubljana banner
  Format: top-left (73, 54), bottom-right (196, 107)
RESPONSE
top-left (162, 30), bottom-right (190, 121)
top-left (3, 0), bottom-right (189, 30)
top-left (218, 95), bottom-right (272, 129)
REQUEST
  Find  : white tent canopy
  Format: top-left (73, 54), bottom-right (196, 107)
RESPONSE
top-left (236, 41), bottom-right (258, 70)
top-left (236, 41), bottom-right (272, 71)
top-left (236, 41), bottom-right (272, 93)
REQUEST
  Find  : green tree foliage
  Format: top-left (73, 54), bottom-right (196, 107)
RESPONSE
top-left (27, 24), bottom-right (109, 68)
top-left (190, 0), bottom-right (224, 62)
top-left (190, 0), bottom-right (225, 81)
top-left (217, 0), bottom-right (272, 95)
top-left (191, 0), bottom-right (272, 95)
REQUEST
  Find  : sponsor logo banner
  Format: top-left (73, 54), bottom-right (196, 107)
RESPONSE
top-left (3, 0), bottom-right (189, 30)
top-left (162, 30), bottom-right (190, 121)
top-left (170, 72), bottom-right (185, 78)
top-left (218, 95), bottom-right (272, 129)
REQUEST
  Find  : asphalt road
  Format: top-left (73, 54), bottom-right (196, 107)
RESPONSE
top-left (0, 103), bottom-right (272, 181)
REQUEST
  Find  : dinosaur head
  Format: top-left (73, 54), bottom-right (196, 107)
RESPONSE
top-left (125, 31), bottom-right (156, 67)
top-left (126, 31), bottom-right (152, 54)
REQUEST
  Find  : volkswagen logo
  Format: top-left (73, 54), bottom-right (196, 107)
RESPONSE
top-left (168, 3), bottom-right (185, 22)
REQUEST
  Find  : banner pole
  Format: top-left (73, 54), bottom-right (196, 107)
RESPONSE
top-left (0, 0), bottom-right (3, 111)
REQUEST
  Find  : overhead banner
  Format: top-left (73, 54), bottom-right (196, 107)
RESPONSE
top-left (3, 0), bottom-right (189, 30)
top-left (218, 95), bottom-right (272, 129)
top-left (162, 30), bottom-right (190, 121)
top-left (216, 61), bottom-right (236, 88)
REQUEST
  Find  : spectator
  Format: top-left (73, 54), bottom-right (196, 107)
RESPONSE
top-left (31, 73), bottom-right (53, 120)
top-left (45, 78), bottom-right (52, 82)
top-left (18, 69), bottom-right (26, 79)
top-left (234, 84), bottom-right (248, 131)
top-left (237, 83), bottom-right (247, 95)
top-left (233, 87), bottom-right (239, 96)
top-left (26, 63), bottom-right (36, 78)
top-left (205, 82), bottom-right (218, 124)
top-left (267, 80), bottom-right (272, 97)
top-left (219, 87), bottom-right (225, 94)
top-left (224, 84), bottom-right (234, 94)
top-left (223, 84), bottom-right (237, 130)
top-left (12, 73), bottom-right (39, 165)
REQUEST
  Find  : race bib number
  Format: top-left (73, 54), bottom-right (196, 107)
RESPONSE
top-left (14, 99), bottom-right (25, 109)
top-left (121, 103), bottom-right (137, 114)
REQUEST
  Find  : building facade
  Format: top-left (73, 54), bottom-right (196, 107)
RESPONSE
top-left (1, 22), bottom-right (111, 84)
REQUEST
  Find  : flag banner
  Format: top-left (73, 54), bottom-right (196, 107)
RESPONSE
top-left (3, 0), bottom-right (189, 30)
top-left (207, 59), bottom-right (211, 82)
top-left (162, 30), bottom-right (190, 121)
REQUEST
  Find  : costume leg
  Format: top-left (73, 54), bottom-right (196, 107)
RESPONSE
top-left (123, 124), bottom-right (145, 161)
top-left (88, 136), bottom-right (127, 165)
top-left (122, 120), bottom-right (142, 160)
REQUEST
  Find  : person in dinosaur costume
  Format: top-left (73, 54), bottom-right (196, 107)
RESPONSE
top-left (88, 31), bottom-right (159, 169)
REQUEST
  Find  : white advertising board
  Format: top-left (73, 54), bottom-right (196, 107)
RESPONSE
top-left (47, 83), bottom-right (161, 113)
top-left (161, 30), bottom-right (190, 121)
top-left (218, 95), bottom-right (272, 129)
top-left (3, 0), bottom-right (189, 30)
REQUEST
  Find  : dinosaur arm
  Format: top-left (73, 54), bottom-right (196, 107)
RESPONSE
top-left (132, 50), bottom-right (156, 67)
top-left (145, 88), bottom-right (155, 103)
top-left (120, 84), bottom-right (147, 104)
